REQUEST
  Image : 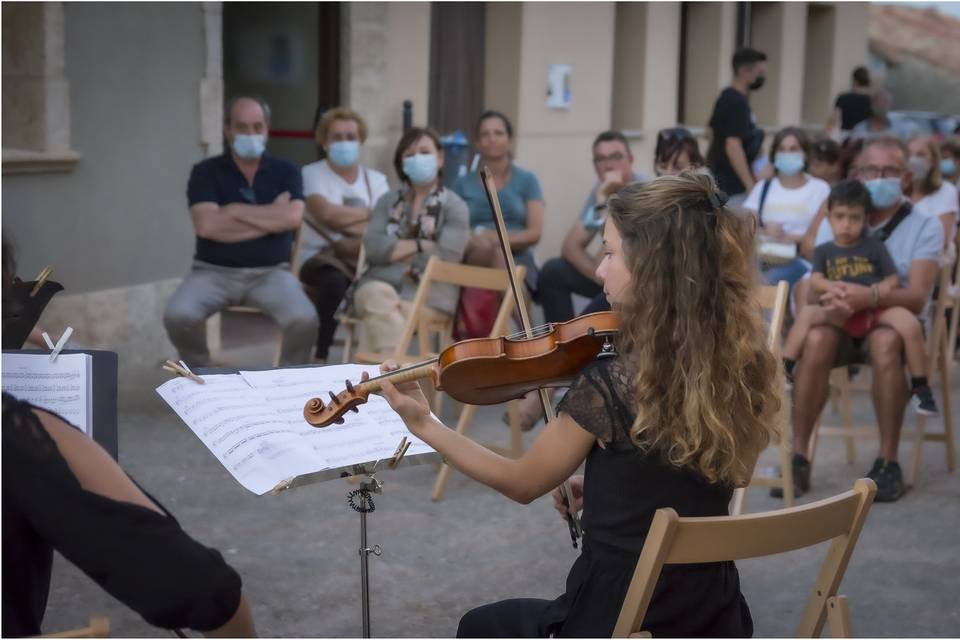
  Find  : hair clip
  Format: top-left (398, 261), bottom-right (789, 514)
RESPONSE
top-left (706, 189), bottom-right (729, 211)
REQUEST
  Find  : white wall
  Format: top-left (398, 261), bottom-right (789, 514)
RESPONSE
top-left (2, 3), bottom-right (206, 294)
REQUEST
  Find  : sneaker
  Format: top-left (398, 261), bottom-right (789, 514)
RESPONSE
top-left (910, 384), bottom-right (938, 416)
top-left (867, 457), bottom-right (906, 502)
top-left (770, 453), bottom-right (811, 499)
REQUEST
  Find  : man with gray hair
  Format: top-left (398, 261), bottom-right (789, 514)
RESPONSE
top-left (164, 96), bottom-right (318, 365)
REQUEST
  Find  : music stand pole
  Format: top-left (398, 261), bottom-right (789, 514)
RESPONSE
top-left (349, 473), bottom-right (382, 638)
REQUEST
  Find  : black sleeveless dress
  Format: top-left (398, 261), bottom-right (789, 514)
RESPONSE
top-left (1, 393), bottom-right (242, 637)
top-left (457, 358), bottom-right (753, 638)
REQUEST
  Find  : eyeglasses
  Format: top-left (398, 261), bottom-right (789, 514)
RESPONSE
top-left (239, 187), bottom-right (257, 204)
top-left (858, 165), bottom-right (904, 180)
top-left (657, 127), bottom-right (693, 144)
top-left (593, 151), bottom-right (626, 164)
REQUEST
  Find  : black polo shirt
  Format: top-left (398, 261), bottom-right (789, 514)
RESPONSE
top-left (186, 152), bottom-right (304, 268)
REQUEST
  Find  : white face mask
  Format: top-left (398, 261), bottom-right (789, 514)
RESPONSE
top-left (232, 134), bottom-right (266, 159)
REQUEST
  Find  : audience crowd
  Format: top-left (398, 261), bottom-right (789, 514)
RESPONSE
top-left (157, 51), bottom-right (960, 505)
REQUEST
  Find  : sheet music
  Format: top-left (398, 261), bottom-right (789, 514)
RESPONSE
top-left (2, 352), bottom-right (92, 435)
top-left (238, 365), bottom-right (433, 467)
top-left (157, 365), bottom-right (434, 496)
top-left (157, 374), bottom-right (332, 495)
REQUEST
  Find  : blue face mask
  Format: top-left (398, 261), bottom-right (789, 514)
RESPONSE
top-left (774, 152), bottom-right (805, 177)
top-left (402, 153), bottom-right (439, 185)
top-left (864, 178), bottom-right (902, 209)
top-left (232, 134), bottom-right (266, 159)
top-left (328, 140), bottom-right (360, 168)
top-left (942, 158), bottom-right (957, 177)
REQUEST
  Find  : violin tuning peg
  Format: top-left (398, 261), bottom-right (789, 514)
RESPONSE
top-left (345, 379), bottom-right (355, 392)
top-left (328, 391), bottom-right (339, 405)
top-left (336, 418), bottom-right (345, 424)
top-left (351, 406), bottom-right (359, 413)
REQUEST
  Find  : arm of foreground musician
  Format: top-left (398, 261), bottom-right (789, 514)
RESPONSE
top-left (13, 406), bottom-right (256, 637)
top-left (377, 363), bottom-right (595, 505)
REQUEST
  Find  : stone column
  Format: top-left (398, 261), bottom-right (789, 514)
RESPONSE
top-left (340, 2), bottom-right (430, 176)
top-left (751, 2), bottom-right (808, 128)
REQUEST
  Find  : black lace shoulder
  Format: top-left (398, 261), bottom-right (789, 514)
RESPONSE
top-left (556, 357), bottom-right (638, 449)
top-left (2, 392), bottom-right (78, 475)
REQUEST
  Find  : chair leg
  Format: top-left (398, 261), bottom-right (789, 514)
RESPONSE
top-left (780, 416), bottom-right (795, 507)
top-left (730, 487), bottom-right (746, 516)
top-left (838, 380), bottom-right (857, 465)
top-left (939, 334), bottom-right (957, 473)
top-left (508, 400), bottom-right (523, 458)
top-left (207, 312), bottom-right (222, 356)
top-left (826, 595), bottom-right (852, 638)
top-left (341, 324), bottom-right (355, 364)
top-left (432, 404), bottom-right (478, 502)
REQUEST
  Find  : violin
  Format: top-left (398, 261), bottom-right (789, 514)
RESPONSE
top-left (302, 311), bottom-right (619, 427)
top-left (305, 166), bottom-right (594, 548)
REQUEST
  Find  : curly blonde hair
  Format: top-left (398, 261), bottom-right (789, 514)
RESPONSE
top-left (607, 170), bottom-right (781, 487)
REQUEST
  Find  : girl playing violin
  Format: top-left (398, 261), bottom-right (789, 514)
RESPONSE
top-left (378, 171), bottom-right (781, 637)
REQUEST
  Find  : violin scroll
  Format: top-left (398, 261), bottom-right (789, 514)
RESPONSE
top-left (303, 381), bottom-right (368, 428)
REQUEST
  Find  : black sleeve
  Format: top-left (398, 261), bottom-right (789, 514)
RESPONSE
top-left (1, 395), bottom-right (242, 632)
top-left (186, 160), bottom-right (219, 206)
top-left (812, 244), bottom-right (829, 275)
top-left (556, 359), bottom-right (635, 447)
top-left (284, 161), bottom-right (305, 201)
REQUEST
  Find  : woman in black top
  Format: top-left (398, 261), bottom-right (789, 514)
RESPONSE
top-left (377, 171), bottom-right (782, 637)
top-left (1, 394), bottom-right (255, 637)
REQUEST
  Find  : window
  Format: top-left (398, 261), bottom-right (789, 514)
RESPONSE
top-left (2, 2), bottom-right (79, 174)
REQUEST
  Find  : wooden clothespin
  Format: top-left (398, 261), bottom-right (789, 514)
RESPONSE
top-left (388, 436), bottom-right (411, 470)
top-left (42, 326), bottom-right (73, 362)
top-left (270, 477), bottom-right (295, 495)
top-left (162, 359), bottom-right (205, 384)
top-left (29, 265), bottom-right (53, 297)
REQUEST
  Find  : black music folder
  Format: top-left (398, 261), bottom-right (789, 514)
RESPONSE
top-left (2, 349), bottom-right (119, 460)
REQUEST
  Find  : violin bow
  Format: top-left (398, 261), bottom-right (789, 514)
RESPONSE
top-left (479, 167), bottom-right (584, 548)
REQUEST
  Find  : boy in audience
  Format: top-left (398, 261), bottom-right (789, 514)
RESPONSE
top-left (781, 180), bottom-right (937, 415)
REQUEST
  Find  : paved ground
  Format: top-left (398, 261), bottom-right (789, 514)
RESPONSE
top-left (40, 321), bottom-right (960, 637)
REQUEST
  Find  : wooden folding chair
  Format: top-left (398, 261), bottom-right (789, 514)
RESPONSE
top-left (614, 478), bottom-right (877, 638)
top-left (731, 280), bottom-right (791, 514)
top-left (336, 240), bottom-right (368, 365)
top-left (206, 226), bottom-right (305, 367)
top-left (810, 265), bottom-right (957, 487)
top-left (944, 253), bottom-right (960, 368)
top-left (356, 257), bottom-right (529, 502)
top-left (39, 615), bottom-right (110, 638)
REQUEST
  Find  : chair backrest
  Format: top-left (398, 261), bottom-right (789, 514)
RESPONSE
top-left (613, 478), bottom-right (877, 638)
top-left (391, 256), bottom-right (527, 359)
top-left (757, 280), bottom-right (789, 355)
top-left (925, 263), bottom-right (953, 362)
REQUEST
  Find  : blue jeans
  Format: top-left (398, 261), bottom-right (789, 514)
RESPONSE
top-left (762, 258), bottom-right (810, 289)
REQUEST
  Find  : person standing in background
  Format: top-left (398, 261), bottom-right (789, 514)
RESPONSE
top-left (706, 47), bottom-right (767, 205)
top-left (827, 66), bottom-right (873, 138)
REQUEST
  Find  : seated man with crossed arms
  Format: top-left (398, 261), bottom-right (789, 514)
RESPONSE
top-left (164, 96), bottom-right (318, 366)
